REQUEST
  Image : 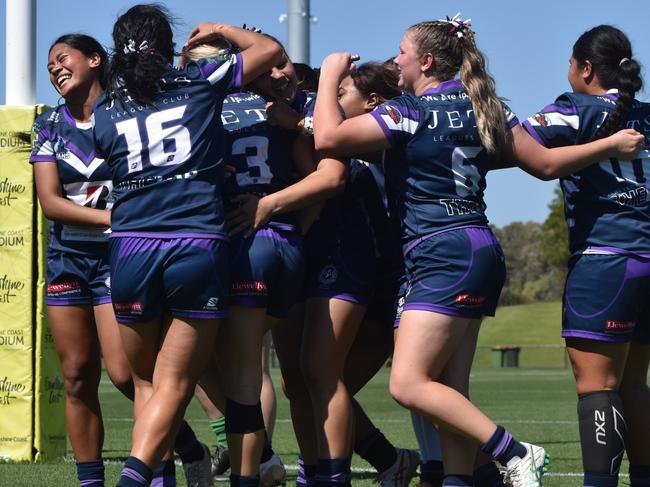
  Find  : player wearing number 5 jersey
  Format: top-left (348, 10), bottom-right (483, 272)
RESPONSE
top-left (314, 16), bottom-right (644, 487)
top-left (91, 5), bottom-right (284, 487)
top-left (523, 25), bottom-right (650, 487)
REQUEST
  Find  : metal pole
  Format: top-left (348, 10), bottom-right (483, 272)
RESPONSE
top-left (6, 0), bottom-right (36, 105)
top-left (286, 0), bottom-right (310, 65)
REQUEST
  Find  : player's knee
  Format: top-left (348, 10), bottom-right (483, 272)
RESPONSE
top-left (61, 360), bottom-right (100, 401)
top-left (388, 371), bottom-right (417, 409)
top-left (225, 397), bottom-right (265, 434)
top-left (280, 372), bottom-right (308, 402)
top-left (107, 368), bottom-right (134, 400)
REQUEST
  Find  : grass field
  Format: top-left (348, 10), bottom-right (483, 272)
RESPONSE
top-left (0, 302), bottom-right (634, 486)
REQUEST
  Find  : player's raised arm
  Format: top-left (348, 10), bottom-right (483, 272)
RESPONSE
top-left (186, 23), bottom-right (283, 86)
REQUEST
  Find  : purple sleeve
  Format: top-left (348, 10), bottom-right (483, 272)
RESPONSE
top-left (197, 53), bottom-right (244, 94)
top-left (29, 122), bottom-right (56, 164)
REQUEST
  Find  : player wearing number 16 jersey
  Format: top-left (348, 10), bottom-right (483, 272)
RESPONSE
top-left (91, 5), bottom-right (284, 487)
top-left (523, 25), bottom-right (650, 487)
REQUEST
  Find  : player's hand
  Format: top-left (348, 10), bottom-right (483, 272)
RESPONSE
top-left (609, 128), bottom-right (646, 160)
top-left (186, 22), bottom-right (228, 48)
top-left (266, 100), bottom-right (300, 129)
top-left (226, 193), bottom-right (275, 237)
top-left (320, 52), bottom-right (357, 82)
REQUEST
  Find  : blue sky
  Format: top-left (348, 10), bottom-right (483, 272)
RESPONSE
top-left (1, 0), bottom-right (649, 226)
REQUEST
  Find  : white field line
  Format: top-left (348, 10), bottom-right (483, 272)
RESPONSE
top-left (63, 457), bottom-right (627, 478)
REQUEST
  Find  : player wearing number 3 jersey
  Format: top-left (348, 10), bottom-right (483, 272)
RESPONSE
top-left (91, 5), bottom-right (284, 487)
top-left (314, 17), bottom-right (644, 487)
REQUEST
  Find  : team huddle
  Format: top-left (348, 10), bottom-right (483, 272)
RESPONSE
top-left (29, 3), bottom-right (650, 487)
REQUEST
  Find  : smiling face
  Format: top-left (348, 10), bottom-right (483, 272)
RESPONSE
top-left (393, 31), bottom-right (422, 93)
top-left (250, 52), bottom-right (298, 103)
top-left (47, 43), bottom-right (100, 99)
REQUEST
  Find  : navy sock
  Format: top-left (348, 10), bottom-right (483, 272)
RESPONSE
top-left (173, 421), bottom-right (204, 464)
top-left (473, 462), bottom-right (505, 487)
top-left (151, 459), bottom-right (176, 486)
top-left (583, 473), bottom-right (619, 487)
top-left (442, 474), bottom-right (473, 486)
top-left (481, 426), bottom-right (526, 465)
top-left (420, 460), bottom-right (444, 486)
top-left (117, 456), bottom-right (153, 487)
top-left (630, 465), bottom-right (650, 487)
top-left (315, 458), bottom-right (351, 486)
top-left (353, 428), bottom-right (398, 474)
top-left (230, 474), bottom-right (260, 487)
top-left (260, 430), bottom-right (274, 464)
top-left (76, 459), bottom-right (104, 486)
top-left (297, 455), bottom-right (317, 486)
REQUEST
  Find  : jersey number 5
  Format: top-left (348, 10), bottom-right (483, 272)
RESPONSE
top-left (115, 105), bottom-right (192, 173)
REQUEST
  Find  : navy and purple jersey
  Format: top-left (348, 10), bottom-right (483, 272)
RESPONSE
top-left (222, 90), bottom-right (311, 228)
top-left (30, 105), bottom-right (112, 256)
top-left (369, 79), bottom-right (518, 247)
top-left (93, 53), bottom-right (243, 236)
top-left (524, 90), bottom-right (650, 255)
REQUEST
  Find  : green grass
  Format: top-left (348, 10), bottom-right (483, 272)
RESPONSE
top-left (0, 367), bottom-right (597, 487)
top-left (0, 301), bottom-right (610, 486)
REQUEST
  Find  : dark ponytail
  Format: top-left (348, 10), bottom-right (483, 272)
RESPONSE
top-left (49, 34), bottom-right (108, 89)
top-left (107, 3), bottom-right (176, 105)
top-left (572, 25), bottom-right (643, 139)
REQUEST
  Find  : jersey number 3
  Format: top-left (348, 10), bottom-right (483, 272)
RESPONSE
top-left (115, 105), bottom-right (191, 173)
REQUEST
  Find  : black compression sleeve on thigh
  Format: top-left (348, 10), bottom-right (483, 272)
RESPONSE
top-left (578, 391), bottom-right (627, 477)
top-left (225, 397), bottom-right (265, 434)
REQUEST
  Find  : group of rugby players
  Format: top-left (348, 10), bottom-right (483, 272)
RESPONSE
top-left (30, 3), bottom-right (649, 487)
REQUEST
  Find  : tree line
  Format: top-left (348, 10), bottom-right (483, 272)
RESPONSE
top-left (493, 185), bottom-right (569, 305)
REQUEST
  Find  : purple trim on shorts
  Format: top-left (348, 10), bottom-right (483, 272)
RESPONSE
top-left (307, 290), bottom-right (368, 305)
top-left (92, 296), bottom-right (112, 305)
top-left (255, 227), bottom-right (302, 245)
top-left (369, 110), bottom-right (395, 142)
top-left (402, 302), bottom-right (482, 319)
top-left (403, 225), bottom-right (489, 256)
top-left (111, 232), bottom-right (227, 240)
top-left (544, 104), bottom-right (579, 116)
top-left (230, 296), bottom-right (266, 308)
top-left (46, 297), bottom-right (92, 306)
top-left (116, 316), bottom-right (142, 325)
top-left (492, 430), bottom-right (514, 458)
top-left (563, 330), bottom-right (629, 343)
top-left (234, 52), bottom-right (244, 90)
top-left (115, 235), bottom-right (223, 259)
top-left (392, 317), bottom-right (401, 329)
top-left (121, 467), bottom-right (146, 484)
top-left (150, 478), bottom-right (163, 487)
top-left (171, 308), bottom-right (228, 320)
top-left (421, 79), bottom-right (462, 95)
top-left (522, 120), bottom-right (546, 146)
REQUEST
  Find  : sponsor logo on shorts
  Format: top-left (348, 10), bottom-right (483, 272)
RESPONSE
top-left (47, 280), bottom-right (81, 294)
top-left (205, 297), bottom-right (220, 309)
top-left (455, 294), bottom-right (486, 306)
top-left (104, 276), bottom-right (111, 289)
top-left (113, 301), bottom-right (143, 313)
top-left (318, 265), bottom-right (338, 285)
top-left (604, 320), bottom-right (635, 332)
top-left (231, 280), bottom-right (267, 293)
